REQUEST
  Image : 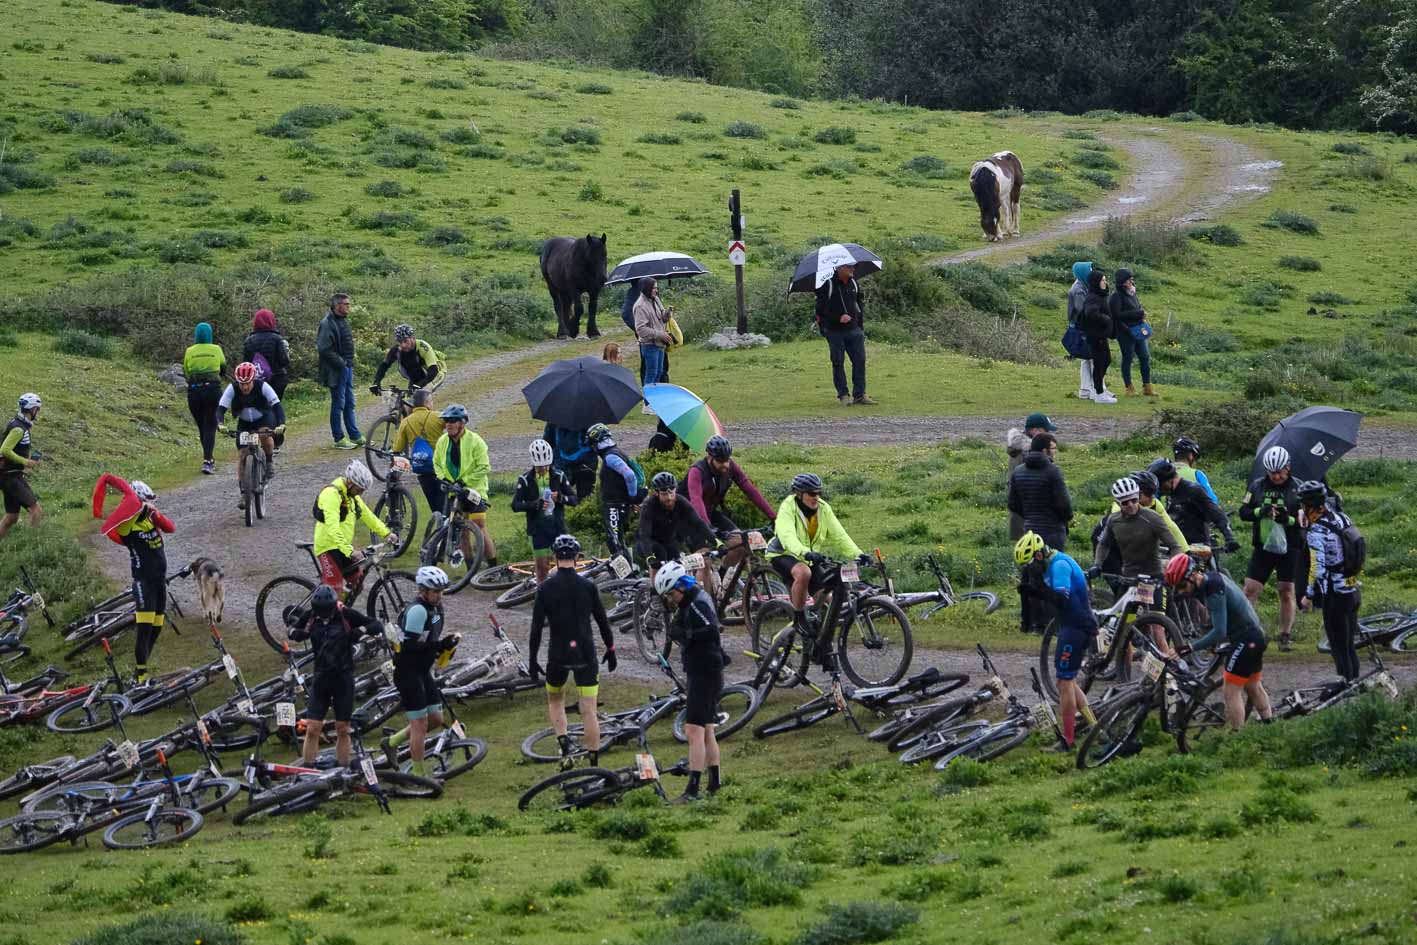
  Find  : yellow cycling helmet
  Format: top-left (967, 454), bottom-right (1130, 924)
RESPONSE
top-left (1014, 531), bottom-right (1047, 567)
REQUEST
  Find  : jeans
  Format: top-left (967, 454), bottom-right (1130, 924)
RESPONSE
top-left (1117, 331), bottom-right (1151, 386)
top-left (329, 365), bottom-right (359, 441)
top-left (826, 328), bottom-right (867, 399)
top-left (1088, 338), bottom-right (1111, 394)
top-left (640, 344), bottom-right (666, 387)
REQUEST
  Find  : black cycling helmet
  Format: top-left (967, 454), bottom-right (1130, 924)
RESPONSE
top-left (1296, 479), bottom-right (1328, 507)
top-left (651, 471), bottom-right (677, 493)
top-left (1131, 469), bottom-right (1160, 496)
top-left (705, 435), bottom-right (732, 460)
top-left (1147, 458), bottom-right (1176, 482)
top-left (311, 585), bottom-right (338, 615)
top-left (551, 533), bottom-right (581, 558)
top-left (791, 472), bottom-right (823, 494)
top-left (1173, 436), bottom-right (1201, 459)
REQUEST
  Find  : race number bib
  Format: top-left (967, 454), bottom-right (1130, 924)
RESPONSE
top-left (840, 561), bottom-right (860, 583)
top-left (381, 660), bottom-right (396, 681)
top-left (223, 654), bottom-right (239, 679)
top-left (195, 718), bottom-right (211, 745)
top-left (610, 556), bottom-right (633, 579)
top-left (116, 740), bottom-right (140, 769)
top-left (747, 530), bottom-right (767, 551)
top-left (239, 431), bottom-right (259, 447)
top-left (275, 702), bottom-right (297, 728)
top-left (1032, 702), bottom-right (1055, 727)
top-left (1141, 653), bottom-right (1164, 681)
top-left (1135, 582), bottom-right (1155, 605)
top-left (680, 552), bottom-right (705, 571)
top-left (635, 753), bottom-right (660, 781)
top-left (830, 679), bottom-right (847, 712)
top-left (360, 757), bottom-right (378, 785)
top-left (451, 721), bottom-right (466, 740)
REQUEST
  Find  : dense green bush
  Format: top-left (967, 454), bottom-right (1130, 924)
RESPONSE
top-left (1263, 210), bottom-right (1319, 235)
top-left (795, 901), bottom-right (919, 945)
top-left (1188, 223), bottom-right (1243, 246)
top-left (71, 913), bottom-right (244, 945)
top-left (814, 126), bottom-right (857, 145)
top-left (1152, 399), bottom-right (1282, 459)
top-left (1278, 255), bottom-right (1321, 272)
top-left (662, 846), bottom-right (818, 920)
top-left (723, 121), bottom-right (766, 139)
top-left (675, 111), bottom-right (707, 123)
top-left (1101, 216), bottom-right (1195, 268)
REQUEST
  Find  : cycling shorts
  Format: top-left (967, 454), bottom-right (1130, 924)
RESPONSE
top-left (643, 540), bottom-right (682, 565)
top-left (1, 476), bottom-right (37, 514)
top-left (1053, 624), bottom-right (1095, 682)
top-left (683, 669), bottom-right (724, 726)
top-left (770, 555), bottom-right (832, 593)
top-left (317, 550), bottom-right (360, 590)
top-left (545, 661), bottom-right (598, 697)
top-left (393, 662), bottom-right (440, 718)
top-left (306, 672), bottom-right (355, 722)
top-left (1246, 544), bottom-right (1304, 585)
top-left (132, 574), bottom-right (167, 619)
top-left (1223, 637), bottom-right (1267, 685)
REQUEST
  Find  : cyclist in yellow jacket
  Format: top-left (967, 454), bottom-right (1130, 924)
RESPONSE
top-left (433, 404), bottom-right (496, 567)
top-left (314, 459), bottom-right (393, 591)
top-left (391, 389), bottom-right (446, 516)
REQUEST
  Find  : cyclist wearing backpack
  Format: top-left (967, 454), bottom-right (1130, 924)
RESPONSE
top-left (392, 389), bottom-right (445, 515)
top-left (288, 585), bottom-right (386, 767)
top-left (513, 439), bottom-right (580, 584)
top-left (371, 324), bottom-right (444, 395)
top-left (243, 309), bottom-right (291, 449)
top-left (587, 423), bottom-right (646, 563)
top-left (313, 460), bottom-right (394, 592)
top-left (1298, 480), bottom-right (1364, 681)
top-left (383, 566), bottom-right (461, 776)
top-left (0, 393), bottom-right (43, 540)
top-left (542, 422), bottom-right (597, 500)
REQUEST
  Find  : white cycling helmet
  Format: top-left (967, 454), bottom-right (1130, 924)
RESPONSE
top-left (18, 393), bottom-right (42, 414)
top-left (344, 459), bottom-right (374, 491)
top-left (416, 566), bottom-right (450, 590)
top-left (131, 480), bottom-right (156, 501)
top-left (654, 561), bottom-right (688, 596)
top-left (1110, 476), bottom-right (1140, 501)
top-left (1261, 445), bottom-right (1291, 473)
top-left (529, 438), bottom-right (554, 467)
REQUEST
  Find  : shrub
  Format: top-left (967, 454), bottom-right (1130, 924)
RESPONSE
top-left (578, 180), bottom-right (604, 202)
top-left (723, 121), bottom-right (766, 139)
top-left (1079, 169), bottom-right (1117, 189)
top-left (353, 210), bottom-right (423, 230)
top-left (0, 217), bottom-right (38, 247)
top-left (53, 329), bottom-right (116, 358)
top-left (439, 126), bottom-right (481, 145)
top-left (575, 82), bottom-right (613, 94)
top-left (190, 229), bottom-right (249, 249)
top-left (1073, 148), bottom-right (1120, 170)
top-left (1037, 187), bottom-right (1085, 211)
top-left (1328, 203), bottom-right (1358, 213)
top-left (1307, 290), bottom-right (1351, 305)
top-left (1152, 399), bottom-right (1282, 459)
top-left (72, 913), bottom-right (244, 945)
top-left (638, 132), bottom-right (681, 145)
top-left (420, 227), bottom-right (469, 246)
top-left (1238, 280), bottom-right (1293, 309)
top-left (225, 896), bottom-right (275, 923)
top-left (1170, 110), bottom-right (1203, 122)
top-left (899, 154), bottom-right (950, 179)
top-left (937, 757), bottom-right (995, 788)
top-left (1188, 224), bottom-right (1243, 246)
top-left (1278, 255), bottom-right (1321, 272)
top-left (127, 61), bottom-right (220, 85)
top-left (642, 921), bottom-right (766, 945)
top-left (0, 164), bottom-right (55, 190)
top-left (662, 847), bottom-right (818, 920)
top-left (936, 262), bottom-right (1013, 315)
top-left (675, 111), bottom-right (707, 123)
top-left (1331, 142), bottom-right (1370, 155)
top-left (1211, 691), bottom-right (1417, 777)
top-left (814, 126), bottom-right (857, 145)
top-left (807, 159), bottom-right (856, 179)
top-left (85, 51), bottom-right (125, 64)
top-left (164, 159), bottom-right (221, 178)
top-left (155, 239), bottom-right (214, 264)
top-left (554, 125), bottom-right (601, 146)
top-left (1263, 210), bottom-right (1319, 235)
top-left (1101, 216), bottom-right (1195, 268)
top-left (279, 186), bottom-right (315, 203)
top-left (411, 805), bottom-right (505, 837)
top-left (795, 901), bottom-right (919, 945)
top-left (1153, 873), bottom-right (1201, 903)
top-left (1336, 156), bottom-right (1392, 181)
top-left (72, 147), bottom-right (133, 166)
top-left (425, 77), bottom-right (466, 89)
top-left (267, 65), bottom-right (309, 79)
top-left (770, 98), bottom-right (801, 109)
top-left (365, 179), bottom-right (411, 198)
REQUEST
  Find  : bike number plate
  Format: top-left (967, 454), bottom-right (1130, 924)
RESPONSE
top-left (209, 760), bottom-right (223, 780)
top-left (635, 753), bottom-right (659, 782)
top-left (381, 660), bottom-right (396, 681)
top-left (1098, 625), bottom-right (1116, 650)
top-left (841, 562), bottom-right (860, 583)
top-left (680, 552), bottom-right (705, 571)
top-left (747, 530), bottom-right (766, 551)
top-left (1032, 702), bottom-right (1055, 727)
top-left (830, 680), bottom-right (847, 712)
top-left (239, 431), bottom-right (258, 447)
top-left (116, 740), bottom-right (140, 769)
top-left (391, 456), bottom-right (412, 473)
top-left (610, 556), bottom-right (633, 579)
top-left (244, 761), bottom-right (257, 784)
top-left (988, 675), bottom-right (1011, 702)
top-left (222, 654), bottom-right (239, 679)
top-left (237, 697), bottom-right (255, 716)
top-left (83, 685), bottom-right (101, 708)
top-left (451, 720), bottom-right (466, 739)
top-left (1142, 653), bottom-right (1164, 681)
top-left (361, 757), bottom-right (378, 786)
top-left (1378, 671), bottom-right (1400, 699)
top-left (1136, 582), bottom-right (1155, 605)
top-left (275, 702), bottom-right (297, 728)
top-left (196, 718), bottom-right (211, 744)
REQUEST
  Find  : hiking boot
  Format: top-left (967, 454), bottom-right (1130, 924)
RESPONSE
top-left (839, 394), bottom-right (852, 406)
top-left (853, 394), bottom-right (878, 406)
top-left (1278, 632), bottom-right (1293, 653)
top-left (1143, 383), bottom-right (1158, 397)
top-left (1124, 384), bottom-right (1138, 396)
top-left (333, 437), bottom-right (358, 450)
top-left (201, 459), bottom-right (215, 475)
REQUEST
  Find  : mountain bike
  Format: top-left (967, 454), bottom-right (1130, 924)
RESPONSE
top-left (0, 566), bottom-right (53, 665)
top-left (62, 563), bottom-right (193, 661)
top-left (373, 455), bottom-right (419, 558)
top-left (382, 699), bottom-right (488, 782)
top-left (749, 555), bottom-right (913, 690)
top-left (891, 553), bottom-right (1001, 619)
top-left (894, 646), bottom-right (1013, 764)
top-left (419, 482), bottom-right (487, 594)
top-left (1269, 634), bottom-right (1401, 722)
top-left (254, 541), bottom-right (418, 654)
top-left (492, 556), bottom-right (611, 610)
top-left (2, 662), bottom-right (131, 730)
top-left (518, 712), bottom-right (689, 812)
top-left (931, 666), bottom-right (1060, 772)
top-left (227, 427), bottom-right (270, 527)
top-left (438, 614), bottom-right (540, 701)
top-left (364, 385), bottom-right (414, 483)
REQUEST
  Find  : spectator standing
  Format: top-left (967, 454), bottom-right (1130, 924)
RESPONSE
top-left (317, 293), bottom-right (363, 450)
top-left (1007, 432), bottom-right (1072, 633)
top-left (1108, 268), bottom-right (1155, 397)
top-left (1067, 262), bottom-right (1094, 399)
top-left (183, 323), bottom-right (227, 475)
top-left (1079, 269), bottom-right (1116, 403)
top-left (633, 277), bottom-right (672, 413)
top-left (816, 264), bottom-right (876, 406)
top-left (1005, 412), bottom-right (1058, 540)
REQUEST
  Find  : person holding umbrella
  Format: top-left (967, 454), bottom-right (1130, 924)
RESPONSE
top-left (1238, 446), bottom-right (1303, 651)
top-left (816, 264), bottom-right (876, 406)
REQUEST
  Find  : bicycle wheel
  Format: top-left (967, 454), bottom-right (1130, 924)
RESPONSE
top-left (882, 696), bottom-right (979, 752)
top-left (21, 780), bottom-right (134, 815)
top-left (1389, 623), bottom-right (1417, 653)
top-left (374, 485), bottom-right (418, 558)
top-left (752, 696), bottom-right (836, 739)
top-left (0, 811), bottom-right (72, 854)
top-left (672, 683), bottom-right (763, 742)
top-left (633, 585), bottom-right (673, 664)
top-left (897, 719), bottom-right (993, 765)
top-left (443, 518), bottom-right (485, 594)
top-left (102, 807), bottom-right (204, 850)
top-left (255, 575), bottom-right (316, 655)
top-left (45, 694), bottom-right (132, 734)
top-left (64, 591), bottom-right (134, 641)
top-left (64, 612), bottom-right (137, 661)
top-left (241, 453), bottom-right (256, 527)
top-left (0, 756), bottom-right (76, 801)
top-left (495, 577), bottom-right (539, 610)
top-left (838, 596), bottom-right (913, 688)
top-left (1077, 690), bottom-right (1153, 770)
top-left (518, 767), bottom-right (619, 813)
top-left (744, 566), bottom-right (790, 652)
top-left (354, 689), bottom-right (404, 734)
top-left (364, 416), bottom-right (399, 483)
top-left (934, 723), bottom-right (1032, 769)
top-left (520, 724), bottom-right (617, 763)
top-left (1134, 611), bottom-right (1193, 673)
top-left (421, 737), bottom-right (488, 781)
top-left (233, 778), bottom-right (337, 826)
top-left (378, 770), bottom-right (443, 799)
top-left (751, 617), bottom-right (808, 699)
top-left (1174, 678), bottom-right (1229, 753)
top-left (1038, 619), bottom-right (1111, 702)
top-left (367, 571), bottom-right (420, 627)
top-left (184, 777), bottom-right (245, 814)
top-left (597, 578), bottom-right (641, 625)
top-left (469, 563), bottom-right (521, 592)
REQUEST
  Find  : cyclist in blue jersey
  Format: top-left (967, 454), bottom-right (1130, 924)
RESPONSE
top-left (1172, 437), bottom-right (1219, 504)
top-left (1016, 531), bottom-right (1096, 750)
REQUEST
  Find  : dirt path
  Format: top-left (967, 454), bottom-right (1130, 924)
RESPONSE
top-left (934, 128), bottom-right (1281, 266)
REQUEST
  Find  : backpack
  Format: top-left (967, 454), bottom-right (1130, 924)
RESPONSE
top-left (623, 452), bottom-right (647, 493)
top-left (250, 350), bottom-right (275, 382)
top-left (312, 487), bottom-right (351, 524)
top-left (409, 435), bottom-right (435, 475)
top-left (1336, 519), bottom-right (1366, 578)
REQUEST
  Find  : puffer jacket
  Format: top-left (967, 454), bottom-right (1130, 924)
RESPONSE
top-left (243, 329), bottom-right (291, 381)
top-left (1079, 279), bottom-right (1112, 341)
top-left (1107, 271), bottom-right (1146, 340)
top-left (1007, 451), bottom-right (1072, 534)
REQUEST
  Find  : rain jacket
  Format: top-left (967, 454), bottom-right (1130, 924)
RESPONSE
top-left (769, 495), bottom-right (862, 562)
top-left (316, 309), bottom-right (354, 388)
top-left (1007, 451), bottom-right (1072, 536)
top-left (313, 477), bottom-right (389, 557)
top-left (815, 275), bottom-right (864, 334)
top-left (434, 430), bottom-right (490, 496)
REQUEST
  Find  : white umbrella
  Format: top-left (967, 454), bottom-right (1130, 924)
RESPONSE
top-left (787, 243), bottom-right (884, 293)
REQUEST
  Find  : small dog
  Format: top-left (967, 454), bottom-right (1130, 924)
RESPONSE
top-left (190, 557), bottom-right (225, 625)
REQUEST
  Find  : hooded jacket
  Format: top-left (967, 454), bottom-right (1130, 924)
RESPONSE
top-left (1107, 268), bottom-right (1146, 339)
top-left (243, 310), bottom-right (291, 383)
top-left (1007, 451), bottom-right (1072, 535)
top-left (1066, 262), bottom-right (1091, 326)
top-left (1005, 428), bottom-right (1033, 474)
top-left (1079, 270), bottom-right (1112, 341)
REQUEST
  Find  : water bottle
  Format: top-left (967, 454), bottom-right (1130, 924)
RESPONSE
top-left (542, 486), bottom-right (553, 515)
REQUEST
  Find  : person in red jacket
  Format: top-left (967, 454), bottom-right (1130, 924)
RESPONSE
top-left (676, 436), bottom-right (776, 574)
top-left (93, 474), bottom-right (174, 683)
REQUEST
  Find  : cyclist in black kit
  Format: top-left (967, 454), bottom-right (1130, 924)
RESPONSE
top-left (656, 561), bottom-right (726, 802)
top-left (637, 471), bottom-right (715, 587)
top-left (586, 424), bottom-right (645, 565)
top-left (289, 585), bottom-right (387, 767)
top-left (528, 534), bottom-right (618, 770)
top-left (1148, 458), bottom-right (1237, 553)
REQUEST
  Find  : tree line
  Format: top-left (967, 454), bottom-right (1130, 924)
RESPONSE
top-left (109, 0), bottom-right (1417, 132)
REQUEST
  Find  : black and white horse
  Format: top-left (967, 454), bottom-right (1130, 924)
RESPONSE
top-left (969, 151), bottom-right (1024, 242)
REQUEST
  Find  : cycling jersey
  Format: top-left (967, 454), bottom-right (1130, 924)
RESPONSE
top-left (1164, 477), bottom-right (1231, 547)
top-left (528, 565), bottom-right (613, 668)
top-left (217, 382), bottom-right (285, 431)
top-left (1238, 475), bottom-right (1302, 550)
top-left (0, 416), bottom-right (33, 478)
top-left (678, 458), bottom-right (776, 526)
top-left (1306, 511), bottom-right (1360, 597)
top-left (1044, 551), bottom-right (1097, 633)
top-left (671, 584), bottom-right (726, 675)
top-left (768, 495), bottom-right (862, 562)
top-left (394, 599), bottom-right (446, 671)
top-left (373, 340), bottom-right (443, 388)
top-left (290, 605), bottom-right (383, 676)
top-left (313, 477), bottom-right (390, 557)
top-left (116, 506), bottom-right (173, 579)
top-left (1109, 498), bottom-right (1185, 549)
top-left (1192, 572), bottom-right (1265, 651)
top-left (433, 431), bottom-right (490, 496)
top-left (1175, 462), bottom-right (1218, 504)
top-left (1094, 507), bottom-right (1183, 578)
top-left (511, 466), bottom-right (577, 547)
top-left (636, 495), bottom-right (714, 561)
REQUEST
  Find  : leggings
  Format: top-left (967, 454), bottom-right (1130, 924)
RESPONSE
top-left (601, 502), bottom-right (634, 560)
top-left (187, 381), bottom-right (222, 461)
top-left (267, 376), bottom-right (288, 447)
top-left (1088, 339), bottom-right (1111, 394)
top-left (1321, 589), bottom-right (1361, 681)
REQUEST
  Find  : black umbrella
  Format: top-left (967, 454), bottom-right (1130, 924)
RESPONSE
top-left (606, 251), bottom-right (710, 286)
top-left (787, 243), bottom-right (884, 294)
top-left (1251, 406), bottom-right (1362, 483)
top-left (522, 356), bottom-right (642, 430)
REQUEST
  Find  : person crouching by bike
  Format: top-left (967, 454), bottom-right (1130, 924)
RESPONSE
top-left (1297, 481), bottom-right (1364, 683)
top-left (383, 566), bottom-right (460, 777)
top-left (289, 585), bottom-right (386, 767)
top-left (768, 472), bottom-right (872, 669)
top-left (433, 404), bottom-right (496, 569)
top-left (1165, 552), bottom-right (1272, 730)
top-left (514, 439), bottom-right (580, 585)
top-left (528, 534), bottom-right (617, 770)
top-left (392, 388), bottom-right (445, 517)
top-left (656, 561), bottom-right (726, 803)
top-left (93, 475), bottom-right (173, 685)
top-left (1015, 531), bottom-right (1095, 751)
top-left (217, 362), bottom-right (286, 503)
top-left (313, 460), bottom-right (394, 593)
top-left (586, 423), bottom-right (646, 565)
top-left (637, 472), bottom-right (715, 589)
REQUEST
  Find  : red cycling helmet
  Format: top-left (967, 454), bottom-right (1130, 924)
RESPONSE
top-left (1164, 552), bottom-right (1197, 587)
top-left (233, 362), bottom-right (259, 384)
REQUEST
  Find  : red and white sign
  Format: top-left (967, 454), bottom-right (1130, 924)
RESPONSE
top-left (728, 240), bottom-right (746, 266)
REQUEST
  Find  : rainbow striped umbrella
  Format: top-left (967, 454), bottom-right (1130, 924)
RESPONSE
top-left (641, 383), bottom-right (724, 451)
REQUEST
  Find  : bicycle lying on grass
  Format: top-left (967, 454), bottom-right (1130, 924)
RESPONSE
top-left (891, 553), bottom-right (1000, 619)
top-left (61, 563), bottom-right (193, 661)
top-left (0, 566), bottom-right (52, 665)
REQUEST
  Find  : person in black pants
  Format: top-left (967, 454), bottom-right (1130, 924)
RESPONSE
top-left (288, 585), bottom-right (385, 767)
top-left (586, 424), bottom-right (645, 565)
top-left (1298, 481), bottom-right (1363, 680)
top-left (1006, 432), bottom-right (1071, 632)
top-left (1079, 269), bottom-right (1116, 403)
top-left (656, 561), bottom-right (726, 802)
top-left (182, 322), bottom-right (227, 475)
top-left (815, 263), bottom-right (876, 406)
top-left (528, 534), bottom-right (618, 770)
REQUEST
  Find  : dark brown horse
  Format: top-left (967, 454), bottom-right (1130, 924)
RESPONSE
top-left (540, 234), bottom-right (608, 339)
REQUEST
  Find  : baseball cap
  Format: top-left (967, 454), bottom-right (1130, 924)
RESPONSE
top-left (1025, 412), bottom-right (1057, 432)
